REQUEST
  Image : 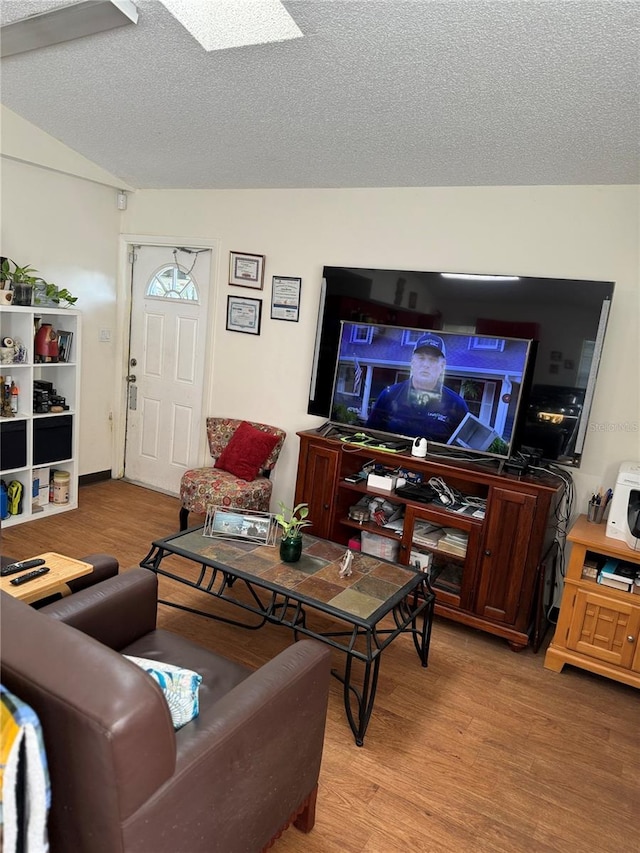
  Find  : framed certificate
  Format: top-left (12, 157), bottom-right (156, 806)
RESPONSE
top-left (226, 296), bottom-right (262, 335)
top-left (229, 251), bottom-right (265, 289)
top-left (271, 276), bottom-right (301, 322)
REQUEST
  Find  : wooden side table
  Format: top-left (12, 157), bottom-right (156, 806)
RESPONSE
top-left (0, 552), bottom-right (93, 605)
top-left (544, 515), bottom-right (640, 688)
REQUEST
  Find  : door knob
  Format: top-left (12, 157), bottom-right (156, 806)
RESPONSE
top-left (627, 635), bottom-right (635, 643)
top-left (126, 374), bottom-right (137, 382)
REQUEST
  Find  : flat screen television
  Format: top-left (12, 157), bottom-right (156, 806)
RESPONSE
top-left (330, 321), bottom-right (533, 461)
top-left (309, 266), bottom-right (615, 467)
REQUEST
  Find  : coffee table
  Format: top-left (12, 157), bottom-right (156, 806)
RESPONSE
top-left (140, 528), bottom-right (435, 746)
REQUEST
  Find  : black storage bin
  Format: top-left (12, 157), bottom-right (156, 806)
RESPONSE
top-left (33, 415), bottom-right (73, 465)
top-left (1, 420), bottom-right (27, 472)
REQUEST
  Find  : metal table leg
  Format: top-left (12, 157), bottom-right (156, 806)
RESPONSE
top-left (331, 652), bottom-right (381, 747)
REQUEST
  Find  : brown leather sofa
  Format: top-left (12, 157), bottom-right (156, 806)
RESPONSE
top-left (1, 568), bottom-right (332, 853)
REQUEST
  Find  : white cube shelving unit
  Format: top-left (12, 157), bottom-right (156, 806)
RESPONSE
top-left (1, 304), bottom-right (81, 526)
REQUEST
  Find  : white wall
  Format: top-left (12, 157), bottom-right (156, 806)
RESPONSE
top-left (0, 159), bottom-right (122, 476)
top-left (122, 185), bottom-right (640, 517)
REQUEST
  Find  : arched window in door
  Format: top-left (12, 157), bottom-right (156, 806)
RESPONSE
top-left (146, 264), bottom-right (199, 301)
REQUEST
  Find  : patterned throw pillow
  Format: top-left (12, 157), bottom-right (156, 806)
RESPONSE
top-left (124, 656), bottom-right (202, 730)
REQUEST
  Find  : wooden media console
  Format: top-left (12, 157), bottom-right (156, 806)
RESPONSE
top-left (294, 430), bottom-right (566, 651)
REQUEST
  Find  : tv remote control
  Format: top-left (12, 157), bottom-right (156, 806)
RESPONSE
top-left (1, 558), bottom-right (46, 577)
top-left (10, 567), bottom-right (50, 586)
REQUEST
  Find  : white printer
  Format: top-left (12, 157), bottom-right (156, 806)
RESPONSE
top-left (606, 461), bottom-right (640, 549)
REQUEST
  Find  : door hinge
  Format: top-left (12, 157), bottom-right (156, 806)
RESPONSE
top-left (128, 250), bottom-right (137, 264)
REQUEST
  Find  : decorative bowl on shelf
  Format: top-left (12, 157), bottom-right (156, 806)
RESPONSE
top-left (348, 505), bottom-right (370, 524)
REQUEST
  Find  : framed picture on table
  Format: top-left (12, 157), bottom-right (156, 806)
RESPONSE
top-left (226, 295), bottom-right (262, 335)
top-left (203, 506), bottom-right (277, 545)
top-left (229, 251), bottom-right (265, 289)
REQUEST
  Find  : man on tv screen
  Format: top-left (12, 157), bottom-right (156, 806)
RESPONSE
top-left (366, 333), bottom-right (469, 441)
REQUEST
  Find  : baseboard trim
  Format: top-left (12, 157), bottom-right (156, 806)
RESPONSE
top-left (79, 470), bottom-right (112, 486)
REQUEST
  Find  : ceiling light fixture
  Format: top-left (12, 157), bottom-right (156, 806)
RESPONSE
top-left (158, 0), bottom-right (303, 52)
top-left (441, 273), bottom-right (521, 282)
top-left (0, 0), bottom-right (138, 59)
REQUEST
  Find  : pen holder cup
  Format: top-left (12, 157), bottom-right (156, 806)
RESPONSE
top-left (587, 502), bottom-right (606, 524)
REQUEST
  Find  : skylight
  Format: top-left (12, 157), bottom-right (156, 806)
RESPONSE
top-left (158, 0), bottom-right (303, 51)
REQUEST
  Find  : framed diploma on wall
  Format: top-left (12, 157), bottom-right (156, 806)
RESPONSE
top-left (271, 276), bottom-right (301, 322)
top-left (229, 251), bottom-right (265, 289)
top-left (226, 296), bottom-right (262, 335)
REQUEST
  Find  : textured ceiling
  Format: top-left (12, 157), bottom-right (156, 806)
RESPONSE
top-left (1, 0), bottom-right (639, 189)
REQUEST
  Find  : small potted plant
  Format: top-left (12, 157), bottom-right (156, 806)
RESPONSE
top-left (0, 259), bottom-right (78, 308)
top-left (274, 501), bottom-right (312, 563)
top-left (1, 258), bottom-right (38, 305)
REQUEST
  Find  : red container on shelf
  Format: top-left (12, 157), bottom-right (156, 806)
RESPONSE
top-left (348, 536), bottom-right (361, 551)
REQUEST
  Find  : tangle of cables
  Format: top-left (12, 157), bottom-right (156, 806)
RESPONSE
top-left (427, 476), bottom-right (487, 510)
top-left (539, 463), bottom-right (574, 582)
top-left (173, 247), bottom-right (209, 276)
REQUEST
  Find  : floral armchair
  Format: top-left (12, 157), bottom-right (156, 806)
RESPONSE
top-left (178, 417), bottom-right (286, 530)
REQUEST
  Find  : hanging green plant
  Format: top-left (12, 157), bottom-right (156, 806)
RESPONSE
top-left (34, 280), bottom-right (78, 308)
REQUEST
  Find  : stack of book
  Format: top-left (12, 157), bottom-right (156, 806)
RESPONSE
top-left (412, 522), bottom-right (444, 549)
top-left (437, 528), bottom-right (469, 558)
top-left (597, 558), bottom-right (639, 592)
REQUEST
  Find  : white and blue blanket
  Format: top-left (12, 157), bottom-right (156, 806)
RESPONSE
top-left (0, 685), bottom-right (50, 853)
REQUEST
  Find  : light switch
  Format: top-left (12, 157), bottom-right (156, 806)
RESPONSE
top-left (99, 329), bottom-right (112, 342)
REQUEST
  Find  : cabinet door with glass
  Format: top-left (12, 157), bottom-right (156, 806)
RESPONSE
top-left (401, 504), bottom-right (482, 610)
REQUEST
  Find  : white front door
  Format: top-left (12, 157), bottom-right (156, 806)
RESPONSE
top-left (124, 244), bottom-right (212, 494)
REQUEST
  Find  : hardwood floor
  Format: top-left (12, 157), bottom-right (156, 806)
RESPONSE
top-left (2, 480), bottom-right (638, 852)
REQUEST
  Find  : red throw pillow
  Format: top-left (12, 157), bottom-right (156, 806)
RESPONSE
top-left (214, 421), bottom-right (280, 481)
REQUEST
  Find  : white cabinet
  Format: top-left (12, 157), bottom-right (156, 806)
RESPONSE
top-left (1, 305), bottom-right (81, 526)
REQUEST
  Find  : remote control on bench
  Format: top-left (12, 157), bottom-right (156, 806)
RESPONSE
top-left (10, 567), bottom-right (50, 586)
top-left (1, 558), bottom-right (46, 577)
